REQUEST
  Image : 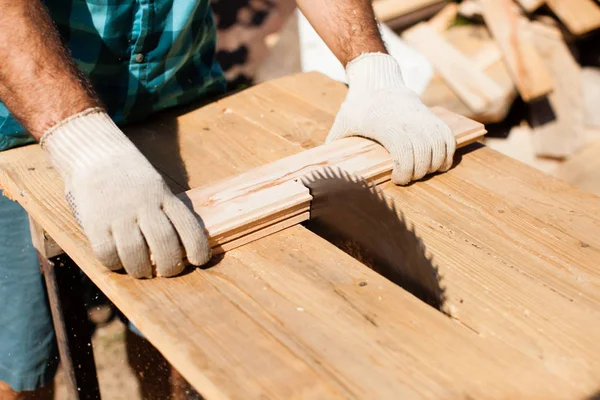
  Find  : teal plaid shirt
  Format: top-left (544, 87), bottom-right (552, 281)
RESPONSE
top-left (0, 0), bottom-right (226, 151)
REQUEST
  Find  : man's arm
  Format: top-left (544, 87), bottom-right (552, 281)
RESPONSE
top-left (0, 1), bottom-right (210, 278)
top-left (295, 0), bottom-right (387, 67)
top-left (0, 1), bottom-right (100, 138)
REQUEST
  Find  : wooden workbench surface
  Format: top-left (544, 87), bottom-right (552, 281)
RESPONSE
top-left (1, 72), bottom-right (599, 399)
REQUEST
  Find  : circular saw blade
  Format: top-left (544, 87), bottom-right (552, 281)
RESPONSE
top-left (301, 167), bottom-right (445, 310)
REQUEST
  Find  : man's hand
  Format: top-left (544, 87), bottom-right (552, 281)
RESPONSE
top-left (327, 53), bottom-right (455, 185)
top-left (297, 0), bottom-right (456, 184)
top-left (0, 2), bottom-right (208, 277)
top-left (42, 109), bottom-right (211, 278)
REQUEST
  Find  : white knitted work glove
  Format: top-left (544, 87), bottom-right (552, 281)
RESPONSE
top-left (327, 53), bottom-right (456, 185)
top-left (41, 108), bottom-right (211, 278)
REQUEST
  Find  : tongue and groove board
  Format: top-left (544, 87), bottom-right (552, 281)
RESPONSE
top-left (1, 72), bottom-right (600, 399)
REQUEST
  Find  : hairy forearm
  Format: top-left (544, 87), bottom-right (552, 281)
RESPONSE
top-left (0, 1), bottom-right (101, 139)
top-left (296, 0), bottom-right (387, 66)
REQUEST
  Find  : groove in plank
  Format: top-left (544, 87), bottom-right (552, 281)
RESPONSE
top-left (480, 0), bottom-right (554, 102)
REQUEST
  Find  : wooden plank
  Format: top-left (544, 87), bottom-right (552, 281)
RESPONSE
top-left (545, 0), bottom-right (600, 36)
top-left (470, 41), bottom-right (503, 70)
top-left (2, 144), bottom-right (582, 399)
top-left (373, 0), bottom-right (443, 22)
top-left (428, 2), bottom-right (458, 33)
top-left (527, 21), bottom-right (584, 158)
top-left (0, 133), bottom-right (589, 400)
top-left (458, 0), bottom-right (483, 18)
top-left (379, 148), bottom-right (600, 388)
top-left (185, 114), bottom-right (485, 254)
top-left (514, 0), bottom-right (546, 12)
top-left (480, 0), bottom-right (554, 102)
top-left (2, 72), bottom-right (600, 398)
top-left (246, 72), bottom-right (600, 397)
top-left (458, 0), bottom-right (524, 19)
top-left (403, 23), bottom-right (505, 113)
top-left (419, 25), bottom-right (516, 123)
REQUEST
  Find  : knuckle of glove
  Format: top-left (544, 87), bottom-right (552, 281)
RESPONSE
top-left (88, 230), bottom-right (121, 271)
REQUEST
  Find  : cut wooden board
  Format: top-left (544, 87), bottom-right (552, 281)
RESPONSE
top-left (403, 23), bottom-right (505, 113)
top-left (428, 2), bottom-right (458, 33)
top-left (420, 25), bottom-right (516, 123)
top-left (528, 21), bottom-right (584, 158)
top-left (185, 109), bottom-right (485, 253)
top-left (1, 72), bottom-right (600, 399)
top-left (514, 0), bottom-right (546, 12)
top-left (545, 0), bottom-right (600, 36)
top-left (480, 0), bottom-right (554, 102)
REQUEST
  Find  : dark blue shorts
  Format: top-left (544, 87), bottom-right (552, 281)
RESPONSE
top-left (0, 194), bottom-right (59, 391)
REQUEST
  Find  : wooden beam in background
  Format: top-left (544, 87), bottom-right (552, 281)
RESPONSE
top-left (546, 0), bottom-right (600, 36)
top-left (480, 0), bottom-right (553, 102)
top-left (403, 23), bottom-right (505, 113)
top-left (428, 2), bottom-right (459, 33)
top-left (373, 0), bottom-right (444, 22)
top-left (514, 0), bottom-right (546, 13)
top-left (528, 22), bottom-right (584, 158)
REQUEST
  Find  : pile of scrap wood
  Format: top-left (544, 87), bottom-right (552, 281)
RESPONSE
top-left (393, 0), bottom-right (600, 195)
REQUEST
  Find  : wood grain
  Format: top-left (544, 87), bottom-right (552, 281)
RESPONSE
top-left (0, 143), bottom-right (585, 400)
top-left (2, 72), bottom-right (600, 399)
top-left (480, 0), bottom-right (554, 102)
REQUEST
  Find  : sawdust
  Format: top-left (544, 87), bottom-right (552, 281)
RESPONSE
top-left (54, 307), bottom-right (141, 400)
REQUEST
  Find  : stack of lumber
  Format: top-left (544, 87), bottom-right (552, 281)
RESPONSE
top-left (385, 0), bottom-right (600, 196)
